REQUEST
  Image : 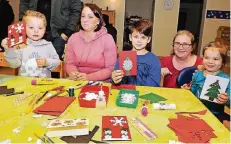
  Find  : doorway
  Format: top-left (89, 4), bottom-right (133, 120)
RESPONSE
top-left (177, 0), bottom-right (204, 55)
top-left (123, 0), bottom-right (155, 51)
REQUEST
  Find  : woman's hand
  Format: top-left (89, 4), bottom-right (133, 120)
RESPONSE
top-left (69, 71), bottom-right (78, 81)
top-left (181, 83), bottom-right (191, 90)
top-left (1, 38), bottom-right (8, 49)
top-left (217, 92), bottom-right (229, 104)
top-left (195, 65), bottom-right (205, 73)
top-left (111, 70), bottom-right (124, 84)
top-left (161, 68), bottom-right (172, 77)
top-left (76, 72), bottom-right (88, 81)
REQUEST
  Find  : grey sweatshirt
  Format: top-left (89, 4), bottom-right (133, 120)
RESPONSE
top-left (4, 39), bottom-right (60, 78)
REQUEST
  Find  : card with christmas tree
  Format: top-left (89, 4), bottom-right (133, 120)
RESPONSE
top-left (119, 51), bottom-right (137, 76)
top-left (8, 22), bottom-right (26, 48)
top-left (200, 74), bottom-right (229, 103)
top-left (102, 116), bottom-right (132, 141)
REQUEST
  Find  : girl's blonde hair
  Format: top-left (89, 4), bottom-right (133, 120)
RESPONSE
top-left (22, 10), bottom-right (47, 27)
top-left (203, 41), bottom-right (228, 66)
top-left (173, 30), bottom-right (195, 44)
top-left (171, 30), bottom-right (195, 55)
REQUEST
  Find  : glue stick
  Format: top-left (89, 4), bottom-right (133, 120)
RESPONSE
top-left (31, 79), bottom-right (56, 85)
top-left (153, 103), bottom-right (176, 110)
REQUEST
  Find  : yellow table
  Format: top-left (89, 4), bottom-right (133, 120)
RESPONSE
top-left (0, 75), bottom-right (230, 143)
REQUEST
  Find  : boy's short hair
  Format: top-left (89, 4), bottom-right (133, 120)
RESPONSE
top-left (203, 41), bottom-right (228, 66)
top-left (22, 10), bottom-right (47, 27)
top-left (130, 19), bottom-right (153, 37)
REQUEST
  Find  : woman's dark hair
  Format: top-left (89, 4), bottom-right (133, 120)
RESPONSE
top-left (80, 3), bottom-right (104, 32)
top-left (202, 41), bottom-right (228, 66)
top-left (130, 19), bottom-right (153, 37)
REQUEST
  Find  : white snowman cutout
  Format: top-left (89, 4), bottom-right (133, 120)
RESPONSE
top-left (21, 58), bottom-right (46, 77)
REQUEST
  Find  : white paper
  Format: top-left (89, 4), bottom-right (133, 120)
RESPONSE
top-left (200, 74), bottom-right (229, 103)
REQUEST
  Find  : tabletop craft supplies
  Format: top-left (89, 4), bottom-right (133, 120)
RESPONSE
top-left (0, 76), bottom-right (226, 143)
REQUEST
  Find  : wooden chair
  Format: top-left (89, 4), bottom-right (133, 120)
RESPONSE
top-left (0, 52), bottom-right (18, 75)
top-left (158, 56), bottom-right (164, 87)
top-left (52, 61), bottom-right (66, 78)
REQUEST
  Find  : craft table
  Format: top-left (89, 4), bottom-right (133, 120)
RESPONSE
top-left (0, 75), bottom-right (230, 143)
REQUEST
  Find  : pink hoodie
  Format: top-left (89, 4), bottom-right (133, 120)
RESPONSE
top-left (65, 27), bottom-right (117, 81)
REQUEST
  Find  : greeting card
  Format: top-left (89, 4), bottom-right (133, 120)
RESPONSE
top-left (102, 116), bottom-right (131, 141)
top-left (46, 118), bottom-right (89, 137)
top-left (200, 74), bottom-right (229, 103)
top-left (119, 51), bottom-right (137, 76)
top-left (8, 22), bottom-right (26, 47)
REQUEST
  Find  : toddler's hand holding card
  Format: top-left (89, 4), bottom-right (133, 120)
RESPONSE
top-left (8, 22), bottom-right (26, 48)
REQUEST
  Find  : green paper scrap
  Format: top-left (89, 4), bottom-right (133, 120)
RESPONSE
top-left (139, 92), bottom-right (167, 104)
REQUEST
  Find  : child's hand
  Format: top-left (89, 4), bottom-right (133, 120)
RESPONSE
top-left (36, 58), bottom-right (46, 68)
top-left (111, 70), bottom-right (124, 84)
top-left (76, 72), bottom-right (88, 81)
top-left (69, 71), bottom-right (78, 80)
top-left (1, 38), bottom-right (9, 49)
top-left (217, 92), bottom-right (229, 104)
top-left (197, 65), bottom-right (204, 71)
top-left (181, 83), bottom-right (191, 90)
top-left (161, 68), bottom-right (172, 76)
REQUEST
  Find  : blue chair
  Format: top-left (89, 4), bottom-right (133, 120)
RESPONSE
top-left (176, 66), bottom-right (197, 87)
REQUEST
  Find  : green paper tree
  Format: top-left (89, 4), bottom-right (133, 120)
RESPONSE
top-left (139, 93), bottom-right (167, 104)
top-left (205, 80), bottom-right (221, 98)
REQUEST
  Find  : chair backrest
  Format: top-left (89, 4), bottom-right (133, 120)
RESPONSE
top-left (176, 66), bottom-right (197, 87)
top-left (52, 61), bottom-right (66, 78)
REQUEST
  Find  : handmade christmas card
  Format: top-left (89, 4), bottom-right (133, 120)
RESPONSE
top-left (200, 75), bottom-right (229, 103)
top-left (46, 118), bottom-right (89, 137)
top-left (102, 116), bottom-right (131, 141)
top-left (119, 51), bottom-right (137, 76)
top-left (8, 22), bottom-right (26, 48)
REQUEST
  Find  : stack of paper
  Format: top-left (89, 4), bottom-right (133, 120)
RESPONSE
top-left (33, 96), bottom-right (75, 116)
top-left (168, 110), bottom-right (216, 143)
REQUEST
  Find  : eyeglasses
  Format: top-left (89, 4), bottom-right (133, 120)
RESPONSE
top-left (172, 42), bottom-right (192, 49)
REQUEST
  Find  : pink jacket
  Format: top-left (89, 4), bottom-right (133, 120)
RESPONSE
top-left (65, 27), bottom-right (117, 81)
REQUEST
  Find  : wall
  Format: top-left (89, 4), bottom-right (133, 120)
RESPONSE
top-left (83, 0), bottom-right (125, 51)
top-left (125, 0), bottom-right (153, 19)
top-left (198, 0), bottom-right (230, 55)
top-left (152, 0), bottom-right (180, 56)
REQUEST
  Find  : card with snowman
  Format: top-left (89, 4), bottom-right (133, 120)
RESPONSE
top-left (102, 116), bottom-right (131, 141)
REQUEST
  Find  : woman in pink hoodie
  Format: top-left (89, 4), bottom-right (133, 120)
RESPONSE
top-left (65, 3), bottom-right (117, 81)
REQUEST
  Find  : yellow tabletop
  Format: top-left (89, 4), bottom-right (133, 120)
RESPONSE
top-left (0, 75), bottom-right (230, 143)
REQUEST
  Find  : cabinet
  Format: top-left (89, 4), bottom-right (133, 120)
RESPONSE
top-left (215, 26), bottom-right (230, 76)
top-left (101, 10), bottom-right (115, 26)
